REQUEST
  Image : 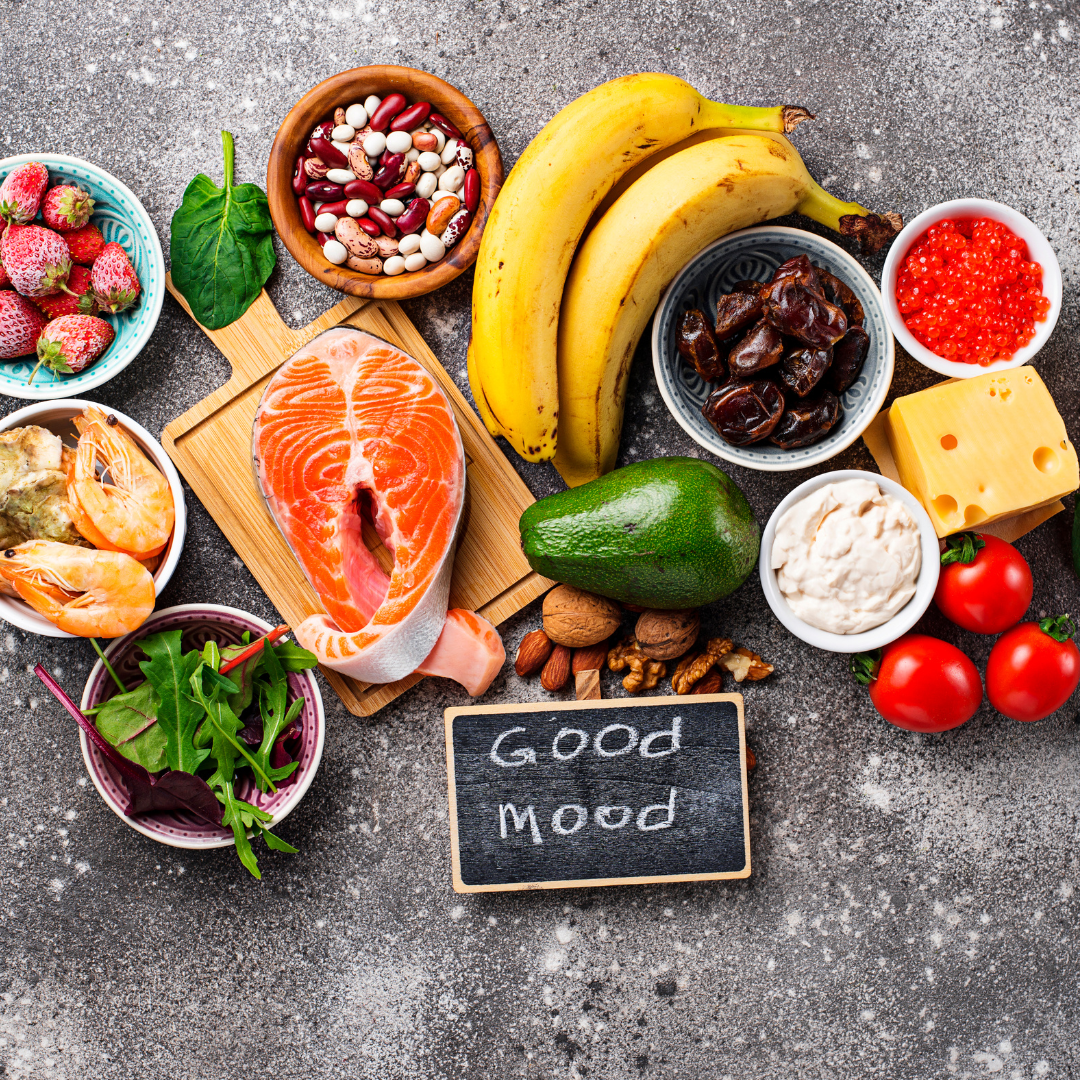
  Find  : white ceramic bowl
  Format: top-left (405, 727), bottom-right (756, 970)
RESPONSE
top-left (0, 399), bottom-right (186, 637)
top-left (652, 226), bottom-right (894, 473)
top-left (759, 469), bottom-right (940, 653)
top-left (880, 198), bottom-right (1062, 379)
top-left (78, 604), bottom-right (324, 851)
top-left (0, 153), bottom-right (166, 400)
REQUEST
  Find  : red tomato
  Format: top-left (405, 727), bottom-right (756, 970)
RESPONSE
top-left (934, 533), bottom-right (1033, 634)
top-left (986, 617), bottom-right (1080, 722)
top-left (854, 634), bottom-right (982, 733)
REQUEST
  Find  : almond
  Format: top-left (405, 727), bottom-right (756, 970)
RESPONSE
top-left (540, 644), bottom-right (572, 692)
top-left (572, 640), bottom-right (610, 674)
top-left (515, 628), bottom-right (553, 677)
top-left (542, 584), bottom-right (622, 647)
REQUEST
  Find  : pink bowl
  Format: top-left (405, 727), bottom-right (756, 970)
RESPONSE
top-left (78, 604), bottom-right (325, 849)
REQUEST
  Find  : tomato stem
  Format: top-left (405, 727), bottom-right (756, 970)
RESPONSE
top-left (850, 649), bottom-right (882, 686)
top-left (1038, 614), bottom-right (1076, 643)
top-left (940, 532), bottom-right (985, 566)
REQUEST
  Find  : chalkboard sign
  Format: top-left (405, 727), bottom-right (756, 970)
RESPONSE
top-left (444, 694), bottom-right (750, 892)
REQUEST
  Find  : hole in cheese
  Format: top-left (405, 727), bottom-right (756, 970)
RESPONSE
top-left (964, 504), bottom-right (986, 526)
top-left (940, 434), bottom-right (958, 450)
top-left (1033, 446), bottom-right (1059, 474)
top-left (1061, 440), bottom-right (1068, 451)
top-left (932, 494), bottom-right (959, 521)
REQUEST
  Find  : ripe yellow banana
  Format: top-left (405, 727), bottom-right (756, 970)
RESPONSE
top-left (467, 73), bottom-right (812, 463)
top-left (553, 133), bottom-right (900, 487)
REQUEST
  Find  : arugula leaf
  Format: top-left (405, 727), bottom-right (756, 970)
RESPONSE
top-left (139, 631), bottom-right (208, 775)
top-left (263, 640), bottom-right (319, 673)
top-left (221, 641), bottom-right (262, 716)
top-left (92, 680), bottom-right (168, 772)
top-left (250, 642), bottom-right (302, 791)
top-left (169, 130), bottom-right (275, 331)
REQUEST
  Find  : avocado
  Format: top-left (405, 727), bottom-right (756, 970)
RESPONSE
top-left (519, 457), bottom-right (760, 609)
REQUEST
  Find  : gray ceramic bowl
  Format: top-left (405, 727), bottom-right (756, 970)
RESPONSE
top-left (651, 225), bottom-right (894, 472)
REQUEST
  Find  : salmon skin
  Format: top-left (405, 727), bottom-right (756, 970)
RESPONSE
top-left (253, 326), bottom-right (470, 686)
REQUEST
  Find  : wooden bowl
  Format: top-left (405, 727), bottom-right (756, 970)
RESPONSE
top-left (268, 65), bottom-right (503, 299)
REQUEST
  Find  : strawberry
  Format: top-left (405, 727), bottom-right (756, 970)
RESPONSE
top-left (0, 290), bottom-right (47, 358)
top-left (0, 163), bottom-right (49, 224)
top-left (64, 222), bottom-right (105, 265)
top-left (0, 224), bottom-right (72, 297)
top-left (33, 265), bottom-right (98, 319)
top-left (0, 260), bottom-right (8, 288)
top-left (91, 242), bottom-right (140, 313)
top-left (30, 313), bottom-right (115, 382)
top-left (41, 184), bottom-right (95, 232)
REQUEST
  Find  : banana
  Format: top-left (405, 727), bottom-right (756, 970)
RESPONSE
top-left (467, 73), bottom-right (812, 463)
top-left (553, 133), bottom-right (901, 487)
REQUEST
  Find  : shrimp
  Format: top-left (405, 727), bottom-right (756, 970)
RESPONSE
top-left (68, 407), bottom-right (174, 560)
top-left (0, 540), bottom-right (155, 638)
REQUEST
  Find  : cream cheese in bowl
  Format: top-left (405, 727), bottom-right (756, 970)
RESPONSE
top-left (771, 478), bottom-right (922, 635)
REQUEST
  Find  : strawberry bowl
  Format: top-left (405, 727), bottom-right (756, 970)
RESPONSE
top-left (0, 153), bottom-right (165, 401)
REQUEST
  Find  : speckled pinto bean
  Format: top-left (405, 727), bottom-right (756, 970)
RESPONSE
top-left (335, 217), bottom-right (380, 258)
top-left (440, 208), bottom-right (472, 248)
top-left (368, 92), bottom-right (407, 132)
top-left (389, 101), bottom-right (432, 131)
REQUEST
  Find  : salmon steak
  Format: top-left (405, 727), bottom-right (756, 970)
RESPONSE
top-left (253, 327), bottom-right (504, 692)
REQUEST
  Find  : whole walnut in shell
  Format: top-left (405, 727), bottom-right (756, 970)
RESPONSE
top-left (542, 585), bottom-right (622, 647)
top-left (634, 609), bottom-right (700, 660)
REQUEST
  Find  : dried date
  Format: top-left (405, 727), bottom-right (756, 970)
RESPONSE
top-left (702, 379), bottom-right (785, 445)
top-left (818, 269), bottom-right (865, 328)
top-left (714, 280), bottom-right (764, 340)
top-left (761, 278), bottom-right (848, 349)
top-left (779, 346), bottom-right (833, 398)
top-left (769, 390), bottom-right (841, 449)
top-left (727, 319), bottom-right (783, 377)
top-left (772, 254), bottom-right (821, 292)
top-left (826, 326), bottom-right (871, 394)
top-left (677, 308), bottom-right (726, 381)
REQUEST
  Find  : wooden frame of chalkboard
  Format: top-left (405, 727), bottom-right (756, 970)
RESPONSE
top-left (445, 694), bottom-right (751, 893)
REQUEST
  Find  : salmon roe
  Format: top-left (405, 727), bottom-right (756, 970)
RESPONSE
top-left (895, 217), bottom-right (1050, 365)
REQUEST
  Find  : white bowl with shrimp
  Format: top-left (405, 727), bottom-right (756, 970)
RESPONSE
top-left (0, 399), bottom-right (186, 638)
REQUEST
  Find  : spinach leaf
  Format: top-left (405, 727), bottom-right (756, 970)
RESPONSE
top-left (138, 631), bottom-right (208, 775)
top-left (262, 640), bottom-right (319, 673)
top-left (93, 680), bottom-right (168, 772)
top-left (170, 130), bottom-right (275, 331)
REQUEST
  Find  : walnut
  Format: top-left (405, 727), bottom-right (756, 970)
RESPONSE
top-left (672, 638), bottom-right (733, 694)
top-left (543, 585), bottom-right (623, 647)
top-left (607, 637), bottom-right (666, 694)
top-left (718, 647), bottom-right (774, 683)
top-left (634, 609), bottom-right (700, 661)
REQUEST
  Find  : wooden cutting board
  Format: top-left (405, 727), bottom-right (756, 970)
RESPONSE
top-left (162, 276), bottom-right (551, 716)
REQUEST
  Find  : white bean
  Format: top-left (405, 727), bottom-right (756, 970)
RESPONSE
top-left (345, 103), bottom-right (369, 129)
top-left (332, 124), bottom-right (355, 143)
top-left (417, 151), bottom-right (441, 173)
top-left (404, 252), bottom-right (428, 272)
top-left (332, 140), bottom-right (353, 155)
top-left (383, 255), bottom-right (406, 276)
top-left (431, 188), bottom-right (460, 205)
top-left (431, 127), bottom-right (446, 153)
top-left (415, 172), bottom-right (438, 199)
top-left (363, 131), bottom-right (387, 157)
top-left (419, 231), bottom-right (446, 262)
top-left (323, 239), bottom-right (349, 265)
top-left (314, 212), bottom-right (340, 233)
top-left (385, 130), bottom-right (413, 155)
top-left (405, 148), bottom-right (420, 163)
top-left (438, 165), bottom-right (465, 192)
top-left (326, 168), bottom-right (356, 185)
top-left (380, 199), bottom-right (405, 218)
top-left (398, 233), bottom-right (423, 256)
top-left (440, 138), bottom-right (459, 165)
top-left (346, 199), bottom-right (368, 218)
top-left (363, 94), bottom-right (382, 114)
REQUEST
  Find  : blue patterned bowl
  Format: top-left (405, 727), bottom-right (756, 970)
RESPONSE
top-left (0, 153), bottom-right (165, 401)
top-left (651, 226), bottom-right (894, 473)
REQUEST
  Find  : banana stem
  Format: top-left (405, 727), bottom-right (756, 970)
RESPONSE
top-left (796, 177), bottom-right (903, 254)
top-left (700, 101), bottom-right (815, 134)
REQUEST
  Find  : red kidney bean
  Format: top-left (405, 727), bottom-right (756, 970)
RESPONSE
top-left (429, 112), bottom-right (464, 140)
top-left (292, 156), bottom-right (308, 196)
top-left (385, 181), bottom-right (416, 201)
top-left (395, 197), bottom-right (430, 235)
top-left (372, 154), bottom-right (404, 190)
top-left (463, 168), bottom-right (480, 213)
top-left (306, 121), bottom-right (334, 155)
top-left (318, 199), bottom-right (350, 217)
top-left (315, 230), bottom-right (329, 247)
top-left (368, 92), bottom-right (408, 132)
top-left (299, 195), bottom-right (317, 232)
top-left (356, 217), bottom-right (382, 238)
top-left (344, 178), bottom-right (383, 203)
top-left (367, 205), bottom-right (398, 237)
top-left (306, 180), bottom-right (345, 200)
top-left (389, 101), bottom-right (432, 132)
top-left (309, 136), bottom-right (349, 170)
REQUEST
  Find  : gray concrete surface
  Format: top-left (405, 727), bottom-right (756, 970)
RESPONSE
top-left (2, 1), bottom-right (1079, 1077)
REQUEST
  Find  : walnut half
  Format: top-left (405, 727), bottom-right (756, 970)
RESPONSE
top-left (718, 647), bottom-right (774, 683)
top-left (607, 637), bottom-right (666, 694)
top-left (671, 638), bottom-right (733, 694)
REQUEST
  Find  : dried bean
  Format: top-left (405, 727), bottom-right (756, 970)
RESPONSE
top-left (369, 92), bottom-right (408, 132)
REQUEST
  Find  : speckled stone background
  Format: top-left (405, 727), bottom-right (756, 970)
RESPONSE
top-left (2, 2), bottom-right (1079, 1077)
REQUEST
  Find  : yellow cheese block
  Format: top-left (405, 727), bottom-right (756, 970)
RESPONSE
top-left (886, 369), bottom-right (1079, 537)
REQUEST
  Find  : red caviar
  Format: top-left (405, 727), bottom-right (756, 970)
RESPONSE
top-left (895, 217), bottom-right (1050, 365)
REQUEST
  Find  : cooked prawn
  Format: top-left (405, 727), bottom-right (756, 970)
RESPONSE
top-left (68, 407), bottom-right (174, 560)
top-left (0, 540), bottom-right (155, 638)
